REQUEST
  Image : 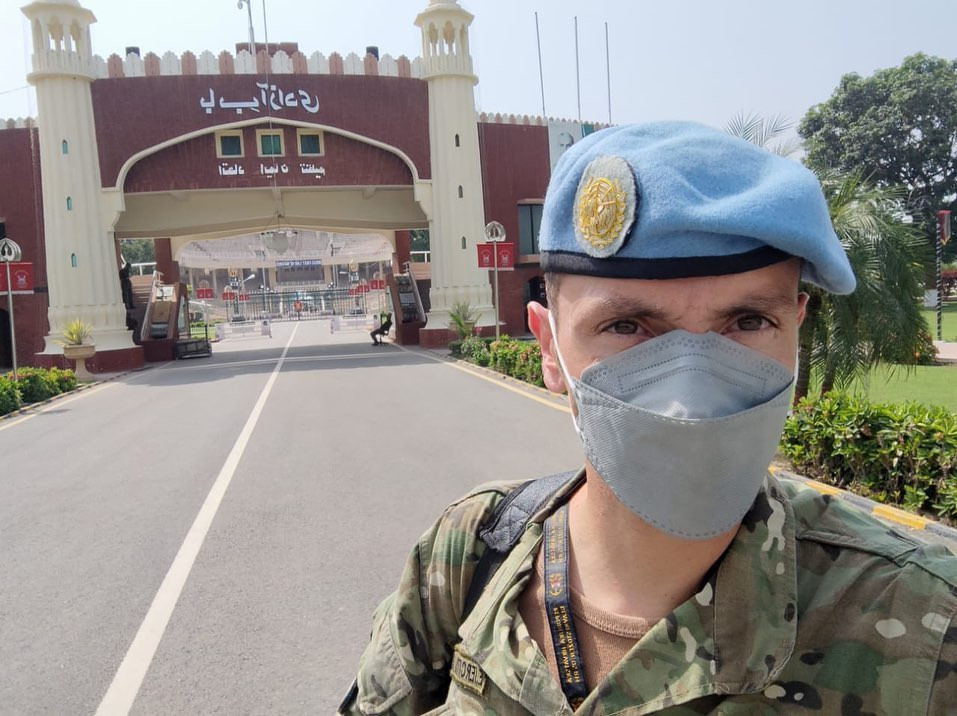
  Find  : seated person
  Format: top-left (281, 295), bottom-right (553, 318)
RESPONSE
top-left (371, 312), bottom-right (393, 345)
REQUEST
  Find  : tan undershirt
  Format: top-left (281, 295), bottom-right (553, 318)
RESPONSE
top-left (518, 547), bottom-right (655, 691)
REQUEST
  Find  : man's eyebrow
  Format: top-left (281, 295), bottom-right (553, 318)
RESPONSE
top-left (583, 292), bottom-right (799, 320)
top-left (586, 296), bottom-right (671, 320)
top-left (715, 293), bottom-right (800, 318)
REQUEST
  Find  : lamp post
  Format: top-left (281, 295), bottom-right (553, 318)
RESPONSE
top-left (237, 0), bottom-right (255, 53)
top-left (0, 236), bottom-right (21, 381)
top-left (484, 221), bottom-right (506, 340)
top-left (937, 211), bottom-right (951, 341)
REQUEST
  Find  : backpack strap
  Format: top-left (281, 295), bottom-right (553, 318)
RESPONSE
top-left (461, 470), bottom-right (578, 621)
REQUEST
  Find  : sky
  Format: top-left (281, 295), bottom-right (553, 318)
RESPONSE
top-left (1, 0), bottom-right (955, 135)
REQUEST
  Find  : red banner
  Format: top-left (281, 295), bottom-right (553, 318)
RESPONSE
top-left (0, 262), bottom-right (34, 293)
top-left (477, 244), bottom-right (494, 268)
top-left (195, 287), bottom-right (214, 299)
top-left (476, 244), bottom-right (515, 271)
top-left (370, 279), bottom-right (386, 290)
top-left (495, 242), bottom-right (515, 271)
top-left (222, 290), bottom-right (236, 300)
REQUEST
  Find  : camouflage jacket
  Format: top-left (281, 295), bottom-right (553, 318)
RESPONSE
top-left (342, 472), bottom-right (957, 715)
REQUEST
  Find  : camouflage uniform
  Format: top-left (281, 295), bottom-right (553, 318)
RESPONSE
top-left (343, 471), bottom-right (957, 714)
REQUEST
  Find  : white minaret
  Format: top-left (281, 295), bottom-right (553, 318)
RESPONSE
top-left (414, 0), bottom-right (494, 331)
top-left (21, 0), bottom-right (135, 354)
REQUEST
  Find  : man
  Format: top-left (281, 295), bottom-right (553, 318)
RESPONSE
top-left (371, 311), bottom-right (393, 346)
top-left (340, 123), bottom-right (957, 714)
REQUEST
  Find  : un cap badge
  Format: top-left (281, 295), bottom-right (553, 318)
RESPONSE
top-left (574, 155), bottom-right (637, 258)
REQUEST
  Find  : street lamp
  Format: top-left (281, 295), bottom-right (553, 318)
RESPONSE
top-left (237, 0), bottom-right (255, 53)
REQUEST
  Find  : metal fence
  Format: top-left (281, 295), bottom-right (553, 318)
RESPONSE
top-left (208, 286), bottom-right (389, 322)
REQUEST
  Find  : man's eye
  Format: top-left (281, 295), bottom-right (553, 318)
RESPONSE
top-left (735, 315), bottom-right (770, 331)
top-left (607, 320), bottom-right (641, 335)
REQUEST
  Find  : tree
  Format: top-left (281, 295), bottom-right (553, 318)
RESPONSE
top-left (118, 239), bottom-right (155, 266)
top-left (725, 117), bottom-right (932, 402)
top-left (799, 53), bottom-right (957, 264)
top-left (797, 171), bottom-right (930, 400)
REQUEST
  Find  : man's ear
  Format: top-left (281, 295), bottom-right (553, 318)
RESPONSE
top-left (797, 292), bottom-right (809, 327)
top-left (527, 301), bottom-right (567, 394)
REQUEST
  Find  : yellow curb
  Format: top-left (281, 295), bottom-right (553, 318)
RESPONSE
top-left (871, 504), bottom-right (930, 530)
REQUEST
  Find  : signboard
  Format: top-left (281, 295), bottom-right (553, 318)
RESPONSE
top-left (495, 242), bottom-right (515, 271)
top-left (276, 259), bottom-right (322, 269)
top-left (195, 287), bottom-right (214, 299)
top-left (238, 293), bottom-right (250, 302)
top-left (222, 290), bottom-right (237, 300)
top-left (476, 243), bottom-right (515, 270)
top-left (477, 243), bottom-right (495, 268)
top-left (370, 279), bottom-right (386, 290)
top-left (0, 262), bottom-right (34, 293)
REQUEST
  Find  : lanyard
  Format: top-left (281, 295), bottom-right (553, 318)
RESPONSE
top-left (543, 503), bottom-right (588, 710)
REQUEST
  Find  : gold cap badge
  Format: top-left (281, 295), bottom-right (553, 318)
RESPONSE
top-left (574, 155), bottom-right (637, 258)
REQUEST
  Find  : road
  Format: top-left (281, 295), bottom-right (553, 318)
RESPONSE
top-left (0, 320), bottom-right (582, 714)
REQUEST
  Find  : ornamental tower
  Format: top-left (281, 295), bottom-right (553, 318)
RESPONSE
top-left (414, 0), bottom-right (494, 333)
top-left (21, 0), bottom-right (134, 354)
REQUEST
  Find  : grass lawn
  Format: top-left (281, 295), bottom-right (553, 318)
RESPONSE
top-left (846, 363), bottom-right (957, 412)
top-left (922, 303), bottom-right (957, 341)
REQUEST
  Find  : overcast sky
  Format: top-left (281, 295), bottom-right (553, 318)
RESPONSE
top-left (1, 0), bottom-right (954, 134)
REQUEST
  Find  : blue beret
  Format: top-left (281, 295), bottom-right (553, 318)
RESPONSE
top-left (539, 121), bottom-right (856, 294)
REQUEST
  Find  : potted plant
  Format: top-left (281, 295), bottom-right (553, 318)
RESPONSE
top-left (57, 318), bottom-right (96, 380)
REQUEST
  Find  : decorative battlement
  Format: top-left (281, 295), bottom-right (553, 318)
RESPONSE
top-left (89, 49), bottom-right (425, 79)
top-left (1, 118), bottom-right (37, 130)
top-left (477, 112), bottom-right (610, 129)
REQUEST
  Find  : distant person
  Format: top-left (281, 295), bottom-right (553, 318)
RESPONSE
top-left (119, 261), bottom-right (134, 309)
top-left (370, 312), bottom-right (392, 346)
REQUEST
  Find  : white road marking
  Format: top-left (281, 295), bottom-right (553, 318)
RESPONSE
top-left (94, 324), bottom-right (300, 715)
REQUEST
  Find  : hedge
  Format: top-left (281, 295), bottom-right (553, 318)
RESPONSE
top-left (0, 366), bottom-right (80, 417)
top-left (0, 376), bottom-right (20, 415)
top-left (452, 335), bottom-right (544, 387)
top-left (781, 393), bottom-right (957, 521)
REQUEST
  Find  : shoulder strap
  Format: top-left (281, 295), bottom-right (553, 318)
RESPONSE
top-left (461, 470), bottom-right (577, 621)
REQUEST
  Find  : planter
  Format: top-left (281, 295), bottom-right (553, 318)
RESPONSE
top-left (62, 343), bottom-right (96, 381)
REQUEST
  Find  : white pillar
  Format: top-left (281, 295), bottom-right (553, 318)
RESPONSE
top-left (414, 0), bottom-right (494, 329)
top-left (22, 0), bottom-right (135, 353)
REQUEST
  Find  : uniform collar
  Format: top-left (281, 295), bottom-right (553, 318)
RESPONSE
top-left (459, 473), bottom-right (798, 715)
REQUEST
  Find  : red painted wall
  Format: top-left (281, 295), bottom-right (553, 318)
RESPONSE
top-left (123, 127), bottom-right (413, 193)
top-left (0, 127), bottom-right (49, 367)
top-left (91, 74), bottom-right (431, 188)
top-left (478, 122), bottom-right (550, 336)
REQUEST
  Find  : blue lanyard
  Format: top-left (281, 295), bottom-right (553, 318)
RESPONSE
top-left (543, 503), bottom-right (588, 709)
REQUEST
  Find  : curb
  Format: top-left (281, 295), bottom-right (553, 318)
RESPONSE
top-left (769, 467), bottom-right (957, 543)
top-left (0, 366), bottom-right (146, 422)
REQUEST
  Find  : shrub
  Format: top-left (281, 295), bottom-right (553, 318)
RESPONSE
top-left (483, 336), bottom-right (545, 388)
top-left (781, 392), bottom-right (957, 521)
top-left (448, 339), bottom-right (464, 357)
top-left (7, 367), bottom-right (59, 404)
top-left (47, 367), bottom-right (77, 393)
top-left (0, 376), bottom-right (21, 416)
top-left (460, 336), bottom-right (492, 367)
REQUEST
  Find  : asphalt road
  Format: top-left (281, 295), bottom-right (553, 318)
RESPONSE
top-left (0, 320), bottom-right (582, 714)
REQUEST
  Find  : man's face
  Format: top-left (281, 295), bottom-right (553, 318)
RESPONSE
top-left (528, 258), bottom-right (807, 393)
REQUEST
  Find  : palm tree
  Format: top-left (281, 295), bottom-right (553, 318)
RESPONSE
top-left (725, 115), bottom-right (931, 402)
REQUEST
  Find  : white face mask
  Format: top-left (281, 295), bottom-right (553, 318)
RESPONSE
top-left (548, 312), bottom-right (794, 540)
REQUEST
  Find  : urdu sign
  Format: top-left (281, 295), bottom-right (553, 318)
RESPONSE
top-left (200, 82), bottom-right (320, 115)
